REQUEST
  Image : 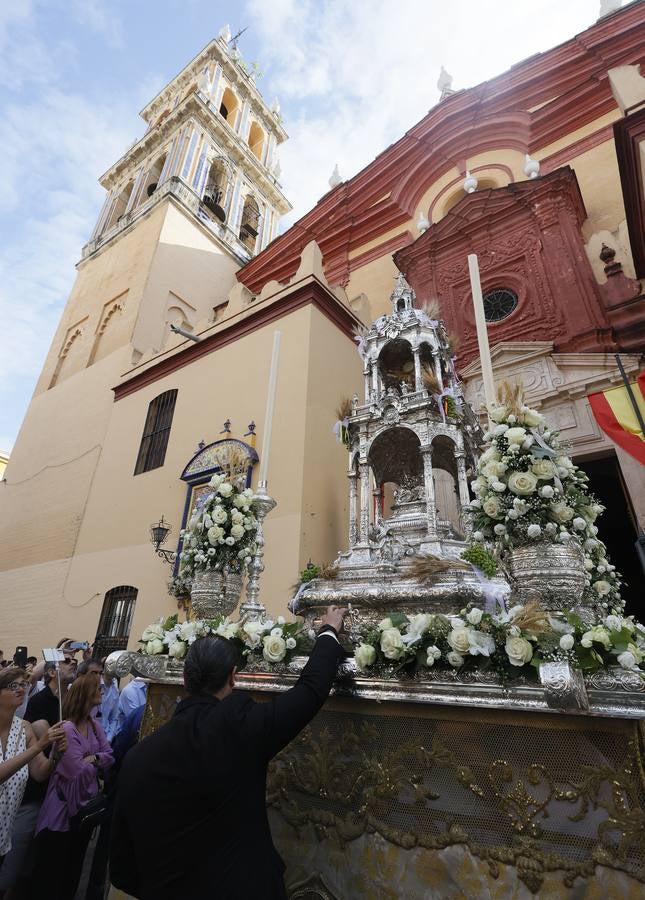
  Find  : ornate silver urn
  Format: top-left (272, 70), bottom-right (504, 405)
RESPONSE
top-left (507, 542), bottom-right (586, 609)
top-left (190, 568), bottom-right (243, 619)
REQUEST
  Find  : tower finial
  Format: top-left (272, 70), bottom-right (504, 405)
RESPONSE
top-left (329, 164), bottom-right (342, 189)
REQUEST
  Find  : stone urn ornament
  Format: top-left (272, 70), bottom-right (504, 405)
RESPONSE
top-left (507, 541), bottom-right (586, 610)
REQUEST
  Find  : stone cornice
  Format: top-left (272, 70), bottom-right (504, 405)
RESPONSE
top-left (100, 94), bottom-right (290, 213)
top-left (113, 279), bottom-right (361, 401)
top-left (237, 2), bottom-right (645, 293)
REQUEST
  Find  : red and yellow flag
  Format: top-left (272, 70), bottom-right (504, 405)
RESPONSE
top-left (588, 371), bottom-right (645, 465)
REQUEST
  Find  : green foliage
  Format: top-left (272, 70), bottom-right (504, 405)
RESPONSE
top-left (300, 561), bottom-right (321, 583)
top-left (461, 544), bottom-right (497, 578)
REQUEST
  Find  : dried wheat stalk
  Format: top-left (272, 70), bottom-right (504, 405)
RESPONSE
top-left (511, 600), bottom-right (551, 635)
top-left (336, 396), bottom-right (352, 421)
top-left (409, 554), bottom-right (470, 582)
top-left (421, 298), bottom-right (440, 319)
top-left (422, 368), bottom-right (441, 394)
top-left (496, 379), bottom-right (525, 416)
top-left (319, 563), bottom-right (339, 580)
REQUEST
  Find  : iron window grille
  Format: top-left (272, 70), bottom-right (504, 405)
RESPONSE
top-left (482, 288), bottom-right (518, 322)
top-left (134, 389), bottom-right (178, 475)
top-left (93, 585), bottom-right (138, 659)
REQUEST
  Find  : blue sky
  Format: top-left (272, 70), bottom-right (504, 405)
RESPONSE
top-left (0, 0), bottom-right (607, 452)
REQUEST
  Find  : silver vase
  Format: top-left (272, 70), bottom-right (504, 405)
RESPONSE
top-left (191, 569), bottom-right (243, 619)
top-left (507, 542), bottom-right (586, 610)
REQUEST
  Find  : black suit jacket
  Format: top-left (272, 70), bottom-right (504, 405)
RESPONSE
top-left (109, 634), bottom-right (344, 900)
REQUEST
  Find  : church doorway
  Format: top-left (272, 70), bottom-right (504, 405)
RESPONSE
top-left (576, 452), bottom-right (643, 617)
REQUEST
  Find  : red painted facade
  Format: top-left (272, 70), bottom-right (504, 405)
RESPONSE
top-left (237, 4), bottom-right (645, 295)
top-left (394, 167), bottom-right (643, 366)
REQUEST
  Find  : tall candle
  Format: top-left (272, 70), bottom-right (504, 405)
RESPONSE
top-left (467, 254), bottom-right (495, 414)
top-left (258, 330), bottom-right (282, 484)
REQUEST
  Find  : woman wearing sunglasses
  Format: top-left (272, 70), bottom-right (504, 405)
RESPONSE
top-left (0, 667), bottom-right (66, 873)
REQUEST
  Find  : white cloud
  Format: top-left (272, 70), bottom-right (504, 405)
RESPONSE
top-left (244, 0), bottom-right (603, 222)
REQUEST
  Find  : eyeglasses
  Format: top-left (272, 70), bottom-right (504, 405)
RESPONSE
top-left (3, 682), bottom-right (29, 693)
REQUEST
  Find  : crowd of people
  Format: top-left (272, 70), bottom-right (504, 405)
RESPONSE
top-left (2, 607), bottom-right (347, 900)
top-left (0, 639), bottom-right (149, 900)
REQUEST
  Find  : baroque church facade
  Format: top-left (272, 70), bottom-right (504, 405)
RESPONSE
top-left (1, 6), bottom-right (644, 652)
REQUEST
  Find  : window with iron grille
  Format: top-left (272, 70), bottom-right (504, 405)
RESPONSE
top-left (482, 288), bottom-right (518, 322)
top-left (93, 585), bottom-right (138, 659)
top-left (134, 389), bottom-right (178, 475)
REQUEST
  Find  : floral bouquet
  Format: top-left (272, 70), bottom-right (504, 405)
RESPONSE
top-left (140, 613), bottom-right (309, 667)
top-left (353, 604), bottom-right (645, 678)
top-left (176, 473), bottom-right (259, 586)
top-left (467, 386), bottom-right (622, 612)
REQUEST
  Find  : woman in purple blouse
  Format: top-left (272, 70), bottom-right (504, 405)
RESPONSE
top-left (31, 674), bottom-right (114, 899)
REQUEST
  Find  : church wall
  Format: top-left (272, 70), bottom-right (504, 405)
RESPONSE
top-left (48, 305), bottom-right (317, 649)
top-left (300, 306), bottom-right (364, 573)
top-left (130, 202), bottom-right (239, 356)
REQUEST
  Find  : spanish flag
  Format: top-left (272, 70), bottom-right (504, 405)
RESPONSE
top-left (588, 370), bottom-right (645, 465)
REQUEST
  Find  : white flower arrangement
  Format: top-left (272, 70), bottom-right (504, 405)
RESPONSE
top-left (353, 606), bottom-right (645, 678)
top-left (176, 474), bottom-right (260, 586)
top-left (139, 613), bottom-right (305, 667)
top-left (468, 397), bottom-right (623, 612)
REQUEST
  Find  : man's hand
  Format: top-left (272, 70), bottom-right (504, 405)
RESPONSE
top-left (320, 605), bottom-right (347, 635)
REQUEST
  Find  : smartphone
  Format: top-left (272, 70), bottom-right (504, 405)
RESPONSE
top-left (68, 641), bottom-right (90, 651)
top-left (15, 646), bottom-right (28, 667)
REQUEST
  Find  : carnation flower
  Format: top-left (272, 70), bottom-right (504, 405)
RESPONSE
top-left (218, 483), bottom-right (234, 497)
top-left (285, 637), bottom-right (297, 650)
top-left (522, 408), bottom-right (544, 427)
top-left (539, 485), bottom-right (554, 499)
top-left (426, 645), bottom-right (441, 665)
top-left (168, 639), bottom-right (187, 659)
top-left (488, 405), bottom-right (508, 423)
top-left (142, 623), bottom-right (164, 642)
top-left (572, 517), bottom-right (587, 531)
top-left (617, 650), bottom-right (638, 670)
top-left (527, 524), bottom-right (542, 539)
top-left (494, 524), bottom-right (506, 535)
top-left (225, 536), bottom-right (235, 546)
top-left (472, 531), bottom-right (484, 541)
top-left (378, 617), bottom-right (393, 631)
top-left (491, 481), bottom-right (507, 493)
top-left (468, 630), bottom-right (495, 656)
top-left (446, 651), bottom-right (464, 667)
top-left (559, 634), bottom-right (574, 650)
top-left (145, 638), bottom-right (164, 655)
top-left (230, 524), bottom-right (245, 540)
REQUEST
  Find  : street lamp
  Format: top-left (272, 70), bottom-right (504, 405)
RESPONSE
top-left (150, 515), bottom-right (176, 564)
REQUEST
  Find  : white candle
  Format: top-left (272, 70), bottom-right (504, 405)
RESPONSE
top-left (258, 330), bottom-right (282, 484)
top-left (467, 254), bottom-right (495, 414)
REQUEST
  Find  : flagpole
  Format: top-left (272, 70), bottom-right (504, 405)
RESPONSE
top-left (614, 353), bottom-right (645, 435)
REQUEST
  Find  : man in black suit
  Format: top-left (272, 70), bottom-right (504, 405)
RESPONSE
top-left (109, 606), bottom-right (346, 899)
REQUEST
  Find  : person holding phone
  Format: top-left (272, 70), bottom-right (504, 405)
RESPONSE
top-left (0, 668), bottom-right (66, 870)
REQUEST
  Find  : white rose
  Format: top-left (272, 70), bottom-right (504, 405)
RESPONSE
top-left (549, 502), bottom-right (574, 524)
top-left (507, 471), bottom-right (538, 496)
top-left (531, 458), bottom-right (556, 480)
top-left (243, 621), bottom-right (263, 648)
top-left (466, 608), bottom-right (483, 625)
top-left (522, 408), bottom-right (544, 427)
top-left (480, 447), bottom-right (501, 464)
top-left (482, 460), bottom-right (506, 480)
top-left (593, 580), bottom-right (611, 596)
top-left (493, 424), bottom-right (509, 436)
top-left (408, 613), bottom-right (433, 635)
top-left (145, 638), bottom-right (164, 655)
top-left (448, 627), bottom-right (472, 654)
top-left (491, 481), bottom-right (507, 493)
top-left (482, 496), bottom-right (503, 518)
top-left (507, 509), bottom-right (519, 520)
top-left (617, 651), bottom-right (638, 670)
top-left (378, 617), bottom-right (393, 631)
top-left (447, 651), bottom-right (464, 667)
top-left (559, 634), bottom-right (574, 650)
top-left (354, 643), bottom-right (376, 671)
top-left (218, 483), bottom-right (234, 497)
top-left (285, 637), bottom-right (297, 650)
top-left (572, 517), bottom-right (586, 531)
top-left (505, 636), bottom-right (533, 666)
top-left (179, 621), bottom-right (199, 643)
top-left (168, 639), bottom-right (187, 659)
top-left (207, 525), bottom-right (224, 545)
top-left (231, 510), bottom-right (244, 524)
top-left (380, 627), bottom-right (404, 660)
top-left (142, 623), bottom-right (164, 642)
top-left (527, 524), bottom-right (542, 539)
top-left (230, 524), bottom-right (245, 539)
top-left (263, 634), bottom-right (287, 663)
top-left (505, 427), bottom-right (527, 444)
top-left (468, 630), bottom-right (495, 656)
top-left (488, 405), bottom-right (508, 423)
